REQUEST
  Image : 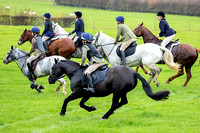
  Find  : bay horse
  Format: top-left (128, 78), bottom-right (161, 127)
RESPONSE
top-left (3, 46), bottom-right (68, 95)
top-left (133, 23), bottom-right (198, 87)
top-left (18, 29), bottom-right (76, 59)
top-left (93, 31), bottom-right (179, 87)
top-left (48, 59), bottom-right (170, 119)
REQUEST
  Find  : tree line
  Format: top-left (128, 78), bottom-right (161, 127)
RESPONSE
top-left (54, 0), bottom-right (200, 16)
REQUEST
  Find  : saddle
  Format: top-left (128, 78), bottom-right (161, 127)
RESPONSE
top-left (43, 34), bottom-right (58, 53)
top-left (116, 41), bottom-right (137, 57)
top-left (30, 53), bottom-right (46, 71)
top-left (165, 39), bottom-right (180, 51)
top-left (81, 63), bottom-right (109, 86)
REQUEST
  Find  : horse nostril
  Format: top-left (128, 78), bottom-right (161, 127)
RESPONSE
top-left (3, 59), bottom-right (7, 64)
top-left (18, 41), bottom-right (22, 45)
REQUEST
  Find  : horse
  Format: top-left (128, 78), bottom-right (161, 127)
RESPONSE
top-left (132, 23), bottom-right (198, 87)
top-left (48, 59), bottom-right (170, 119)
top-left (93, 31), bottom-right (180, 87)
top-left (3, 46), bottom-right (68, 95)
top-left (17, 29), bottom-right (76, 59)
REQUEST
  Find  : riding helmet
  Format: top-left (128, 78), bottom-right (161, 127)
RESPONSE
top-left (74, 11), bottom-right (82, 18)
top-left (82, 33), bottom-right (93, 42)
top-left (43, 13), bottom-right (51, 19)
top-left (31, 26), bottom-right (40, 34)
top-left (115, 16), bottom-right (124, 22)
top-left (157, 11), bottom-right (165, 18)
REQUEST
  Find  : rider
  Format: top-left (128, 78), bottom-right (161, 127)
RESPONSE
top-left (157, 11), bottom-right (176, 48)
top-left (42, 13), bottom-right (55, 45)
top-left (27, 26), bottom-right (45, 79)
top-left (114, 16), bottom-right (137, 65)
top-left (69, 11), bottom-right (85, 47)
top-left (80, 33), bottom-right (104, 93)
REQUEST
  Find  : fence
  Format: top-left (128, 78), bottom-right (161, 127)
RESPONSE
top-left (0, 15), bottom-right (75, 27)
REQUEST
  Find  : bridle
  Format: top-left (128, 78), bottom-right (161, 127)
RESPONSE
top-left (6, 48), bottom-right (29, 73)
top-left (134, 25), bottom-right (143, 34)
top-left (19, 30), bottom-right (32, 44)
top-left (93, 32), bottom-right (115, 57)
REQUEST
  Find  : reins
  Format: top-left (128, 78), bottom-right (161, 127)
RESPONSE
top-left (93, 33), bottom-right (116, 57)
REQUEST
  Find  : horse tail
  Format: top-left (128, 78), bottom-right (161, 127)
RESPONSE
top-left (196, 48), bottom-right (200, 53)
top-left (160, 47), bottom-right (180, 70)
top-left (134, 72), bottom-right (170, 101)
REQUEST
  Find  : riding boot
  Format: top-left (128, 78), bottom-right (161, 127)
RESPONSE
top-left (27, 63), bottom-right (36, 80)
top-left (43, 41), bottom-right (48, 53)
top-left (120, 50), bottom-right (126, 65)
top-left (85, 73), bottom-right (95, 93)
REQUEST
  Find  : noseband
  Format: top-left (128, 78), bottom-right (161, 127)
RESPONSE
top-left (135, 25), bottom-right (143, 34)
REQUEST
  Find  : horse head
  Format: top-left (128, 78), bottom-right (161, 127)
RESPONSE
top-left (132, 22), bottom-right (144, 37)
top-left (48, 58), bottom-right (62, 84)
top-left (3, 45), bottom-right (16, 64)
top-left (18, 29), bottom-right (33, 45)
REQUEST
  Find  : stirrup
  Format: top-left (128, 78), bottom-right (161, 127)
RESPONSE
top-left (83, 87), bottom-right (95, 93)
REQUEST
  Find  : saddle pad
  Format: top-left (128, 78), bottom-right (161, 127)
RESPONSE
top-left (31, 54), bottom-right (46, 71)
top-left (82, 67), bottom-right (109, 86)
top-left (116, 41), bottom-right (137, 57)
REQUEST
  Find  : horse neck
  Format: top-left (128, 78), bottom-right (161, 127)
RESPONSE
top-left (27, 30), bottom-right (34, 42)
top-left (143, 27), bottom-right (161, 44)
top-left (60, 61), bottom-right (80, 78)
top-left (98, 34), bottom-right (119, 66)
top-left (14, 49), bottom-right (29, 68)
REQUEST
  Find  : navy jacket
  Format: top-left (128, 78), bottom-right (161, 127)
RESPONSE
top-left (42, 20), bottom-right (54, 37)
top-left (159, 19), bottom-right (176, 37)
top-left (70, 19), bottom-right (85, 37)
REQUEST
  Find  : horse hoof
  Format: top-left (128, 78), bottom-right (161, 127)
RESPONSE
top-left (165, 81), bottom-right (169, 84)
top-left (60, 112), bottom-right (65, 116)
top-left (156, 82), bottom-right (160, 87)
top-left (36, 89), bottom-right (42, 94)
top-left (91, 106), bottom-right (97, 111)
top-left (39, 85), bottom-right (45, 89)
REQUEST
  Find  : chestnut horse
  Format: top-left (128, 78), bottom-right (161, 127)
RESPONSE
top-left (18, 29), bottom-right (76, 59)
top-left (133, 23), bottom-right (198, 87)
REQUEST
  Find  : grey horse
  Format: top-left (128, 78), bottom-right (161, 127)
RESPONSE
top-left (3, 46), bottom-right (68, 94)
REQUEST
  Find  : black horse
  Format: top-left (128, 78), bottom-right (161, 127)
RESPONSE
top-left (48, 60), bottom-right (170, 119)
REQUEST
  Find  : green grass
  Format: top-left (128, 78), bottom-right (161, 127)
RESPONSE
top-left (0, 0), bottom-right (200, 133)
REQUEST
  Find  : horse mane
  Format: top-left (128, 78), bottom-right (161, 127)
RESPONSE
top-left (60, 60), bottom-right (80, 67)
top-left (143, 26), bottom-right (162, 42)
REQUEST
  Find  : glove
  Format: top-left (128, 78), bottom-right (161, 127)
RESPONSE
top-left (156, 35), bottom-right (159, 37)
top-left (69, 32), bottom-right (72, 35)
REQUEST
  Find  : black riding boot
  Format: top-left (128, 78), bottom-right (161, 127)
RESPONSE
top-left (85, 73), bottom-right (95, 93)
top-left (27, 63), bottom-right (36, 79)
top-left (120, 50), bottom-right (126, 65)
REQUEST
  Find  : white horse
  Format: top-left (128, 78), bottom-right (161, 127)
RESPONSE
top-left (3, 46), bottom-right (68, 95)
top-left (52, 22), bottom-right (81, 57)
top-left (93, 31), bottom-right (180, 86)
top-left (52, 22), bottom-right (79, 40)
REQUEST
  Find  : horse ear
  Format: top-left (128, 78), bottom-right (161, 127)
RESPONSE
top-left (141, 22), bottom-right (143, 26)
top-left (54, 58), bottom-right (58, 65)
top-left (25, 29), bottom-right (27, 32)
top-left (11, 45), bottom-right (13, 49)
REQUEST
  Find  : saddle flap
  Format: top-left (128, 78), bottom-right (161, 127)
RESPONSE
top-left (116, 41), bottom-right (137, 57)
top-left (81, 65), bottom-right (109, 86)
top-left (31, 53), bottom-right (46, 71)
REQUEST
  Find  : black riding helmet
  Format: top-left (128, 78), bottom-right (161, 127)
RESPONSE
top-left (157, 11), bottom-right (165, 18)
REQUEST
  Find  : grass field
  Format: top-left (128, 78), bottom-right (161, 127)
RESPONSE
top-left (0, 0), bottom-right (200, 132)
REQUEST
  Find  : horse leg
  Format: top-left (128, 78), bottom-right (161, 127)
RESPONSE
top-left (166, 65), bottom-right (184, 84)
top-left (135, 64), bottom-right (150, 75)
top-left (56, 78), bottom-right (67, 95)
top-left (183, 65), bottom-right (192, 87)
top-left (117, 93), bottom-right (128, 109)
top-left (145, 64), bottom-right (160, 86)
top-left (30, 79), bottom-right (42, 94)
top-left (60, 92), bottom-right (82, 116)
top-left (79, 96), bottom-right (97, 112)
top-left (101, 93), bottom-right (121, 120)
